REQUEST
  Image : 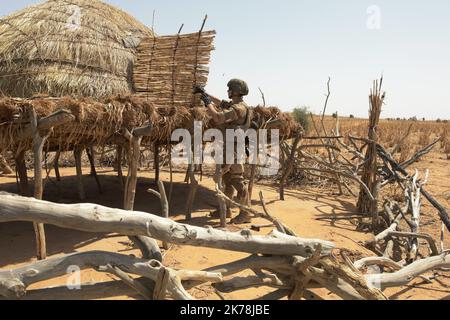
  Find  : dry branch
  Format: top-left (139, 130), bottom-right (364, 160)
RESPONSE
top-left (0, 251), bottom-right (222, 300)
top-left (366, 252), bottom-right (450, 290)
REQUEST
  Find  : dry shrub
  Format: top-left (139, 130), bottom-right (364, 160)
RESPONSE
top-left (398, 139), bottom-right (413, 163)
top-left (442, 128), bottom-right (449, 149)
top-left (444, 137), bottom-right (450, 159)
top-left (418, 130), bottom-right (431, 148)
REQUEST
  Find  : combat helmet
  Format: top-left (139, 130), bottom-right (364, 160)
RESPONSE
top-left (227, 79), bottom-right (249, 96)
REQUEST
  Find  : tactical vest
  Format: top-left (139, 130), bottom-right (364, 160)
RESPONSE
top-left (222, 101), bottom-right (253, 131)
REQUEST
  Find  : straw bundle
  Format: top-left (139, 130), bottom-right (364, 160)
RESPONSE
top-left (133, 30), bottom-right (216, 109)
top-left (357, 79), bottom-right (385, 216)
top-left (254, 105), bottom-right (302, 139)
top-left (0, 96), bottom-right (297, 155)
top-left (0, 96), bottom-right (150, 153)
top-left (0, 0), bottom-right (154, 99)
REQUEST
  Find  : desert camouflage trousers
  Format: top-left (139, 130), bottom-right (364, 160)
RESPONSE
top-left (222, 164), bottom-right (249, 214)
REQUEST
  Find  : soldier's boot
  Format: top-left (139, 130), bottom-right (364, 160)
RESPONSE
top-left (210, 182), bottom-right (234, 219)
top-left (230, 185), bottom-right (252, 225)
top-left (209, 208), bottom-right (232, 219)
top-left (230, 211), bottom-right (252, 225)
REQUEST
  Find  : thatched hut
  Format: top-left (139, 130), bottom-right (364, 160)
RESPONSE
top-left (0, 1), bottom-right (302, 262)
top-left (0, 0), bottom-right (155, 98)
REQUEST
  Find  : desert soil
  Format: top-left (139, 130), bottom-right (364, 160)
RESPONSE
top-left (0, 148), bottom-right (449, 300)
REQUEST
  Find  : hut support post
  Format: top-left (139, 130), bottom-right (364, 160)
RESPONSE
top-left (247, 165), bottom-right (256, 206)
top-left (124, 132), bottom-right (142, 211)
top-left (115, 145), bottom-right (124, 190)
top-left (53, 151), bottom-right (61, 181)
top-left (280, 133), bottom-right (302, 201)
top-left (247, 131), bottom-right (259, 206)
top-left (30, 107), bottom-right (50, 261)
top-left (123, 125), bottom-right (161, 261)
top-left (215, 165), bottom-right (228, 228)
top-left (15, 150), bottom-right (29, 196)
top-left (168, 145), bottom-right (174, 208)
top-left (74, 147), bottom-right (86, 201)
top-left (86, 146), bottom-right (102, 194)
top-left (185, 163), bottom-right (199, 221)
top-left (154, 143), bottom-right (160, 183)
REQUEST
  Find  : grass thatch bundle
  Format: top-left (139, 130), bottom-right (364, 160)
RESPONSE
top-left (357, 78), bottom-right (385, 217)
top-left (0, 96), bottom-right (300, 156)
top-left (134, 30), bottom-right (216, 109)
top-left (0, 0), bottom-right (154, 98)
top-left (254, 105), bottom-right (302, 139)
top-left (0, 95), bottom-right (154, 153)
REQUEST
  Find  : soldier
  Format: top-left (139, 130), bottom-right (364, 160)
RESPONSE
top-left (194, 79), bottom-right (252, 224)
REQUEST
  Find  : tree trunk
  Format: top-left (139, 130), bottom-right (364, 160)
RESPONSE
top-left (0, 192), bottom-right (335, 257)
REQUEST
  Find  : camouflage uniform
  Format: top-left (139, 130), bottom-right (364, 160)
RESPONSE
top-left (218, 100), bottom-right (251, 221)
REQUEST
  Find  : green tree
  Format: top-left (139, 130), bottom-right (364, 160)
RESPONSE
top-left (292, 106), bottom-right (311, 133)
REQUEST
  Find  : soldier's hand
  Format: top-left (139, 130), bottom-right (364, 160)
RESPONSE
top-left (193, 85), bottom-right (206, 95)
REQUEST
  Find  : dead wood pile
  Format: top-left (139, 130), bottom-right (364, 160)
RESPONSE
top-left (0, 191), bottom-right (448, 301)
top-left (272, 79), bottom-right (449, 299)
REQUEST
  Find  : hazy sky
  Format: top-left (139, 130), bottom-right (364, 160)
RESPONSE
top-left (2, 1), bottom-right (450, 119)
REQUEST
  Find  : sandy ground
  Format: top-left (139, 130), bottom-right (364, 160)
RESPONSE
top-left (0, 149), bottom-right (449, 300)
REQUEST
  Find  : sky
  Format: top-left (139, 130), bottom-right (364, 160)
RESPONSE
top-left (2, 0), bottom-right (450, 119)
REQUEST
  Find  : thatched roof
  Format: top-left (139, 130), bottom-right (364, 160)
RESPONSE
top-left (0, 0), bottom-right (155, 99)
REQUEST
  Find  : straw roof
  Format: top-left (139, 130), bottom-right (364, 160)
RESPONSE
top-left (0, 0), bottom-right (155, 99)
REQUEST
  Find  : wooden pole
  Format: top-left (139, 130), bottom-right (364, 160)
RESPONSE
top-left (116, 145), bottom-right (124, 190)
top-left (86, 146), bottom-right (102, 194)
top-left (124, 134), bottom-right (142, 211)
top-left (30, 107), bottom-right (49, 261)
top-left (122, 125), bottom-right (161, 261)
top-left (185, 163), bottom-right (199, 221)
top-left (247, 165), bottom-right (257, 206)
top-left (53, 151), bottom-right (61, 182)
top-left (15, 150), bottom-right (29, 196)
top-left (280, 133), bottom-right (302, 201)
top-left (215, 165), bottom-right (227, 228)
top-left (74, 147), bottom-right (86, 201)
top-left (154, 142), bottom-right (160, 183)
